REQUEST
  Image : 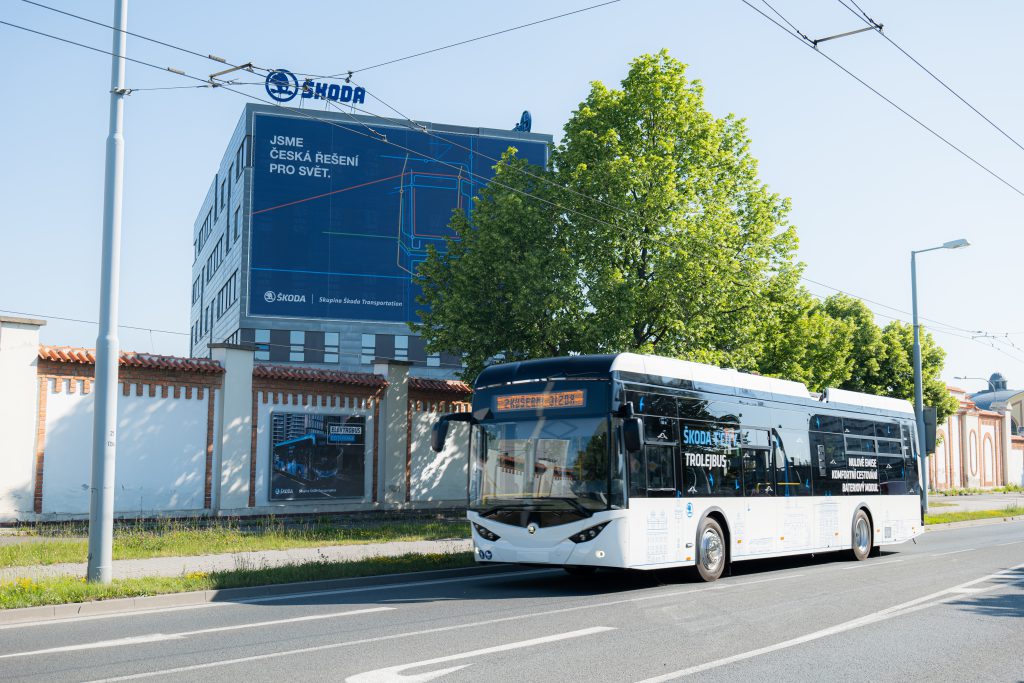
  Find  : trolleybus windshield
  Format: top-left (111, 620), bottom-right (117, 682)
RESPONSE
top-left (470, 416), bottom-right (615, 515)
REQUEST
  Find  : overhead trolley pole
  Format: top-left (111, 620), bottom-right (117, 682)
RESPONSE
top-left (88, 0), bottom-right (128, 584)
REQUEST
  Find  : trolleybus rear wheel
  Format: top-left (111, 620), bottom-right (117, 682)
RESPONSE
top-left (850, 509), bottom-right (873, 561)
top-left (695, 518), bottom-right (727, 582)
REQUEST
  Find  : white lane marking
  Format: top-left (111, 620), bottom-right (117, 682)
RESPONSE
top-left (0, 568), bottom-right (558, 630)
top-left (633, 561), bottom-right (1024, 682)
top-left (0, 607), bottom-right (393, 660)
top-left (83, 574), bottom-right (803, 682)
top-left (931, 548), bottom-right (974, 557)
top-left (996, 541), bottom-right (1023, 547)
top-left (344, 627), bottom-right (615, 683)
top-left (842, 559), bottom-right (904, 570)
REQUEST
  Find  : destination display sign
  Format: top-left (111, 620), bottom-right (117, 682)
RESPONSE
top-left (494, 390), bottom-right (586, 412)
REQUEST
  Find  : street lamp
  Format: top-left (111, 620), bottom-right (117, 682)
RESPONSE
top-left (912, 238), bottom-right (970, 516)
top-left (953, 376), bottom-right (996, 392)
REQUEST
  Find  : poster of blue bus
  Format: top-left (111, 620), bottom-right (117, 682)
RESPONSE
top-left (270, 413), bottom-right (366, 500)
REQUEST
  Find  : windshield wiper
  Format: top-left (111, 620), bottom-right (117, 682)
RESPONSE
top-left (538, 496), bottom-right (594, 517)
top-left (478, 496), bottom-right (594, 517)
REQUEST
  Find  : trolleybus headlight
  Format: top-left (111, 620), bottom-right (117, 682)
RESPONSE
top-left (473, 523), bottom-right (500, 542)
top-left (569, 522), bottom-right (609, 544)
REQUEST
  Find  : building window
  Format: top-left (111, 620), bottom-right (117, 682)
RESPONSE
top-left (220, 180), bottom-right (227, 210)
top-left (215, 271), bottom-right (238, 319)
top-left (233, 207), bottom-right (241, 242)
top-left (324, 332), bottom-right (340, 364)
top-left (206, 238), bottom-right (224, 282)
top-left (289, 330), bottom-right (304, 362)
top-left (394, 335), bottom-right (408, 361)
top-left (191, 276), bottom-right (202, 305)
top-left (427, 352), bottom-right (440, 368)
top-left (255, 329), bottom-right (270, 361)
top-left (361, 334), bottom-right (375, 364)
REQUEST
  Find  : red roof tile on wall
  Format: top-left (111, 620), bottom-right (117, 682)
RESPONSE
top-left (253, 364), bottom-right (386, 388)
top-left (409, 377), bottom-right (472, 396)
top-left (39, 346), bottom-right (224, 374)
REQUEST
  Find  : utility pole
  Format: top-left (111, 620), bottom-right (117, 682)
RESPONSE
top-left (910, 238), bottom-right (969, 520)
top-left (910, 251), bottom-right (928, 516)
top-left (88, 0), bottom-right (128, 584)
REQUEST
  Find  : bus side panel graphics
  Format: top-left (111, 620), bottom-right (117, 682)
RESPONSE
top-left (270, 413), bottom-right (367, 501)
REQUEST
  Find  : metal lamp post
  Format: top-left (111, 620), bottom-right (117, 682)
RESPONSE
top-left (88, 0), bottom-right (128, 584)
top-left (953, 376), bottom-right (996, 392)
top-left (911, 238), bottom-right (969, 515)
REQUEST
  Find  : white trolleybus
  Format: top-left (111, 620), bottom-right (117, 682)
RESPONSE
top-left (432, 353), bottom-right (926, 581)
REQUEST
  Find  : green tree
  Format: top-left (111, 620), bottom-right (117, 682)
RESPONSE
top-left (412, 154), bottom-right (585, 380)
top-left (758, 293), bottom-right (853, 393)
top-left (821, 294), bottom-right (884, 393)
top-left (415, 50), bottom-right (813, 382)
top-left (553, 50), bottom-right (801, 370)
top-left (871, 321), bottom-right (959, 422)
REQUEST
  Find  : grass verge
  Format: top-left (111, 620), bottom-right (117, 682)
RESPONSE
top-left (0, 552), bottom-right (476, 610)
top-left (933, 484), bottom-right (1024, 496)
top-left (1, 519), bottom-right (470, 568)
top-left (924, 506), bottom-right (1024, 525)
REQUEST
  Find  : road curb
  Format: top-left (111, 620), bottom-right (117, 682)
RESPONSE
top-left (0, 563), bottom-right (524, 626)
top-left (924, 514), bottom-right (1024, 531)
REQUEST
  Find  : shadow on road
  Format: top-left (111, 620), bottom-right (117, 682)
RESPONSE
top-left (247, 548), bottom-right (898, 609)
top-left (947, 567), bottom-right (1024, 619)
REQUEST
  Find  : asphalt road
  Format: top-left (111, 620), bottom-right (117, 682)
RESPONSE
top-left (1, 520), bottom-right (1022, 683)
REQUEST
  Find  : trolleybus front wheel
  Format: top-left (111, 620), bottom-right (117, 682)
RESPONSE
top-left (695, 517), bottom-right (727, 582)
top-left (850, 509), bottom-right (873, 561)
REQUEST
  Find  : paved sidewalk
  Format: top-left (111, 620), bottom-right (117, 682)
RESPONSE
top-left (928, 493), bottom-right (1024, 513)
top-left (0, 538), bottom-right (472, 582)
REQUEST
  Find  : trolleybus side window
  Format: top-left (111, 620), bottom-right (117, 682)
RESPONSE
top-left (810, 430), bottom-right (846, 495)
top-left (773, 429), bottom-right (812, 496)
top-left (741, 429), bottom-right (773, 496)
top-left (625, 390), bottom-right (676, 417)
top-left (681, 422), bottom-right (742, 497)
top-left (902, 423), bottom-right (920, 494)
top-left (644, 444), bottom-right (677, 496)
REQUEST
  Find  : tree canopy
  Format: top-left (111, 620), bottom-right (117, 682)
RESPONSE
top-left (412, 50), bottom-right (958, 422)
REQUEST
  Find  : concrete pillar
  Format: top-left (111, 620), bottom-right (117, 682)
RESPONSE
top-left (0, 316), bottom-right (46, 520)
top-left (209, 343), bottom-right (254, 511)
top-left (999, 405), bottom-right (1013, 487)
top-left (959, 412), bottom-right (970, 488)
top-left (373, 359), bottom-right (411, 505)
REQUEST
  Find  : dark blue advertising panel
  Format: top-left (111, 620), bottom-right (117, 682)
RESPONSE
top-left (249, 112), bottom-right (548, 322)
top-left (270, 413), bottom-right (366, 500)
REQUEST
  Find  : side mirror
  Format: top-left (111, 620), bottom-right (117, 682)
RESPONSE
top-left (431, 419), bottom-right (450, 453)
top-left (623, 417), bottom-right (644, 453)
top-left (923, 406), bottom-right (937, 454)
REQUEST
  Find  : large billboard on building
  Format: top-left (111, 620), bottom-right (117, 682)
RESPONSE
top-left (248, 112), bottom-right (549, 322)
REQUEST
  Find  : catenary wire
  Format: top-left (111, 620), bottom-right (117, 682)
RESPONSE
top-left (316, 0), bottom-right (625, 78)
top-left (19, 0), bottom-right (267, 75)
top-left (743, 0), bottom-right (1024, 201)
top-left (799, 277), bottom-right (983, 336)
top-left (0, 308), bottom-right (187, 336)
top-left (833, 0), bottom-right (1024, 155)
top-left (5, 18), bottom-right (1020, 370)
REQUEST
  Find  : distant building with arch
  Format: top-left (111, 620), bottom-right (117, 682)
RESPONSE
top-left (930, 373), bottom-right (1024, 490)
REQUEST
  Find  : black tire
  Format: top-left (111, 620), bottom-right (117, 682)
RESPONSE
top-left (563, 565), bottom-right (598, 577)
top-left (695, 517), bottom-right (727, 582)
top-left (850, 509), bottom-right (873, 561)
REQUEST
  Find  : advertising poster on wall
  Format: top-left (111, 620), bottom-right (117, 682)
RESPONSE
top-left (269, 413), bottom-right (366, 501)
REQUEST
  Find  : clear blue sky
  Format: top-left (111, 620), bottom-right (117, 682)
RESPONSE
top-left (2, 0), bottom-right (1022, 391)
